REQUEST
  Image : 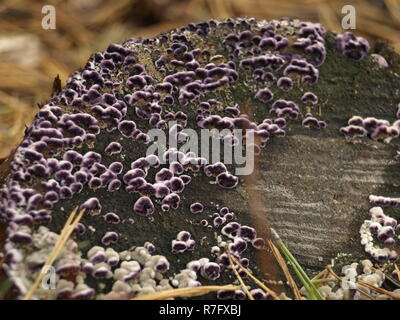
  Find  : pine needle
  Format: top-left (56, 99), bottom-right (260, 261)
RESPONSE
top-left (228, 253), bottom-right (280, 300)
top-left (357, 280), bottom-right (400, 300)
top-left (270, 229), bottom-right (323, 300)
top-left (227, 250), bottom-right (254, 300)
top-left (131, 285), bottom-right (240, 300)
top-left (267, 240), bottom-right (302, 300)
top-left (394, 264), bottom-right (400, 282)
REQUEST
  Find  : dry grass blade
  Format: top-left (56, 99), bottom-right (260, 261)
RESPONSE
top-left (385, 0), bottom-right (400, 26)
top-left (267, 240), bottom-right (302, 300)
top-left (131, 285), bottom-right (240, 300)
top-left (311, 268), bottom-right (328, 282)
top-left (227, 251), bottom-right (254, 300)
top-left (23, 206), bottom-right (85, 300)
top-left (229, 253), bottom-right (280, 300)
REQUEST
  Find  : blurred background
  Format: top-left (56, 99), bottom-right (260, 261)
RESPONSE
top-left (0, 0), bottom-right (399, 161)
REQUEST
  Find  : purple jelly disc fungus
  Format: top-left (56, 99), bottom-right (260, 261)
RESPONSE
top-left (216, 172), bottom-right (239, 189)
top-left (103, 212), bottom-right (121, 224)
top-left (277, 77), bottom-right (293, 91)
top-left (101, 231), bottom-right (119, 246)
top-left (104, 142), bottom-right (122, 155)
top-left (201, 262), bottom-right (221, 280)
top-left (81, 197), bottom-right (101, 215)
top-left (190, 202), bottom-right (204, 214)
top-left (255, 88), bottom-right (274, 103)
top-left (133, 196), bottom-right (155, 216)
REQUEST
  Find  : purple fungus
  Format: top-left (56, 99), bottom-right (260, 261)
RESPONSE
top-left (251, 289), bottom-right (268, 300)
top-left (252, 238), bottom-right (266, 249)
top-left (277, 77), bottom-right (293, 91)
top-left (213, 216), bottom-right (225, 228)
top-left (239, 225), bottom-right (257, 241)
top-left (302, 114), bottom-right (325, 129)
top-left (204, 162), bottom-right (227, 177)
top-left (118, 120), bottom-right (136, 137)
top-left (109, 162), bottom-right (123, 174)
top-left (229, 237), bottom-right (247, 254)
top-left (169, 161), bottom-right (184, 175)
top-left (371, 54), bottom-right (388, 68)
top-left (131, 157), bottom-right (151, 172)
top-left (146, 154), bottom-right (161, 168)
top-left (216, 172), bottom-right (239, 189)
top-left (59, 187), bottom-right (73, 199)
top-left (123, 169), bottom-right (146, 184)
top-left (71, 182), bottom-right (83, 194)
top-left (201, 262), bottom-right (220, 280)
top-left (74, 223), bottom-right (86, 236)
top-left (301, 92), bottom-right (318, 105)
top-left (10, 231), bottom-right (32, 244)
top-left (274, 117), bottom-right (286, 128)
top-left (126, 177), bottom-right (146, 192)
top-left (81, 197), bottom-right (101, 215)
top-left (190, 202), bottom-right (204, 214)
top-left (153, 182), bottom-right (170, 198)
top-left (135, 132), bottom-right (150, 144)
top-left (222, 222), bottom-right (241, 238)
top-left (133, 196), bottom-right (155, 216)
top-left (180, 175), bottom-right (192, 185)
top-left (101, 232), bottom-right (119, 246)
top-left (340, 125), bottom-right (367, 138)
top-left (200, 219), bottom-right (208, 227)
top-left (171, 240), bottom-right (187, 254)
top-left (377, 226), bottom-right (395, 242)
top-left (176, 231), bottom-right (191, 242)
top-left (104, 142), bottom-right (122, 155)
top-left (81, 151), bottom-right (102, 169)
top-left (88, 177), bottom-right (102, 190)
top-left (155, 168), bottom-right (174, 182)
top-left (145, 242), bottom-right (156, 253)
top-left (255, 88), bottom-right (274, 103)
top-left (154, 258), bottom-right (170, 273)
top-left (162, 193), bottom-right (180, 210)
top-left (165, 177), bottom-right (185, 193)
top-left (137, 183), bottom-right (156, 196)
top-left (63, 150), bottom-right (83, 165)
top-left (103, 212), bottom-right (121, 224)
top-left (217, 289), bottom-right (235, 300)
top-left (336, 32), bottom-right (370, 60)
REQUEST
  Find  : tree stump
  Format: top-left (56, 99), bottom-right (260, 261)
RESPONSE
top-left (1, 18), bottom-right (400, 300)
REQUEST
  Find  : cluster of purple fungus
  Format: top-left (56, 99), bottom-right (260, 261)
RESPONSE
top-left (359, 207), bottom-right (398, 263)
top-left (171, 231), bottom-right (195, 253)
top-left (341, 116), bottom-right (400, 142)
top-left (336, 32), bottom-right (370, 60)
top-left (302, 113), bottom-right (326, 129)
top-left (2, 16), bottom-right (400, 300)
